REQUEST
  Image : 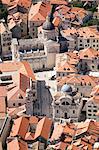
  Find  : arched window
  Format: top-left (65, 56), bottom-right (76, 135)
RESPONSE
top-left (62, 102), bottom-right (65, 105)
top-left (66, 102), bottom-right (69, 105)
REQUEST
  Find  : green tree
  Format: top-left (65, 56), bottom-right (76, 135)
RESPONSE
top-left (0, 1), bottom-right (8, 23)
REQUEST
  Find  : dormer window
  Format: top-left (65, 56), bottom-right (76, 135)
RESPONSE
top-left (62, 102), bottom-right (65, 105)
top-left (18, 94), bottom-right (23, 99)
top-left (84, 55), bottom-right (88, 58)
top-left (67, 68), bottom-right (70, 71)
top-left (88, 83), bottom-right (91, 86)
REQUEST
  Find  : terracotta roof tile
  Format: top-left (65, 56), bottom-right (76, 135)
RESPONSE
top-left (54, 142), bottom-right (68, 150)
top-left (34, 117), bottom-right (52, 140)
top-left (0, 86), bottom-right (7, 97)
top-left (10, 116), bottom-right (29, 139)
top-left (0, 61), bottom-right (35, 81)
top-left (25, 132), bottom-right (34, 141)
top-left (50, 0), bottom-right (68, 5)
top-left (29, 116), bottom-right (39, 124)
top-left (79, 48), bottom-right (99, 60)
top-left (7, 138), bottom-right (28, 150)
top-left (57, 62), bottom-right (77, 73)
top-left (29, 2), bottom-right (51, 22)
top-left (0, 97), bottom-right (7, 117)
top-left (51, 124), bottom-right (64, 141)
top-left (7, 105), bottom-right (26, 117)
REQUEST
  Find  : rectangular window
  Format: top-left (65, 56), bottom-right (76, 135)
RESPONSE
top-left (88, 109), bottom-right (91, 112)
top-left (80, 44), bottom-right (82, 46)
top-left (93, 110), bottom-right (97, 112)
top-left (73, 110), bottom-right (75, 114)
top-left (80, 40), bottom-right (82, 42)
top-left (87, 39), bottom-right (89, 43)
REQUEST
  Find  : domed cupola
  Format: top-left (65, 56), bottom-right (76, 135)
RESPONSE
top-left (42, 14), bottom-right (55, 31)
top-left (42, 13), bottom-right (56, 41)
top-left (61, 84), bottom-right (72, 93)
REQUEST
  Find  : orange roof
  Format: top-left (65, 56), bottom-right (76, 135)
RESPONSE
top-left (75, 120), bottom-right (99, 137)
top-left (7, 105), bottom-right (26, 117)
top-left (7, 138), bottom-right (28, 150)
top-left (19, 73), bottom-right (30, 92)
top-left (51, 124), bottom-right (64, 141)
top-left (63, 124), bottom-right (75, 136)
top-left (7, 86), bottom-right (26, 101)
top-left (0, 97), bottom-right (7, 117)
top-left (57, 62), bottom-right (77, 73)
top-left (54, 142), bottom-right (68, 150)
top-left (57, 74), bottom-right (98, 87)
top-left (79, 47), bottom-right (99, 60)
top-left (53, 16), bottom-right (61, 27)
top-left (10, 116), bottom-right (29, 139)
top-left (0, 61), bottom-right (35, 81)
top-left (50, 0), bottom-right (68, 5)
top-left (68, 145), bottom-right (80, 150)
top-left (29, 116), bottom-right (39, 124)
top-left (19, 61), bottom-right (36, 81)
top-left (34, 117), bottom-right (52, 140)
top-left (89, 95), bottom-right (99, 104)
top-left (12, 0), bottom-right (32, 9)
top-left (62, 26), bottom-right (99, 39)
top-left (91, 85), bottom-right (99, 96)
top-left (29, 2), bottom-right (51, 22)
top-left (25, 132), bottom-right (34, 141)
top-left (0, 86), bottom-right (7, 97)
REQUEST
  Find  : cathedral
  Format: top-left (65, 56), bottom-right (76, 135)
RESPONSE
top-left (11, 7), bottom-right (68, 71)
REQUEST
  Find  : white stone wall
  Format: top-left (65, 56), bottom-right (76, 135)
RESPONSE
top-left (86, 100), bottom-right (99, 120)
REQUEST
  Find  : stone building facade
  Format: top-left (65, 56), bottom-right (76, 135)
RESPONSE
top-left (0, 21), bottom-right (12, 60)
top-left (61, 26), bottom-right (99, 51)
top-left (11, 14), bottom-right (67, 71)
top-left (25, 80), bottom-right (53, 118)
top-left (53, 84), bottom-right (82, 122)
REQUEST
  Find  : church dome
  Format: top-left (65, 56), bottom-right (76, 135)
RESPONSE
top-left (42, 16), bottom-right (55, 30)
top-left (61, 84), bottom-right (72, 93)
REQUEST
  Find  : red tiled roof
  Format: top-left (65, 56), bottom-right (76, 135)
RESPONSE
top-left (7, 105), bottom-right (26, 117)
top-left (79, 48), bottom-right (99, 60)
top-left (29, 116), bottom-right (39, 124)
top-left (34, 117), bottom-right (52, 140)
top-left (7, 86), bottom-right (26, 101)
top-left (7, 138), bottom-right (28, 150)
top-left (29, 2), bottom-right (51, 22)
top-left (0, 97), bottom-right (7, 118)
top-left (0, 61), bottom-right (35, 81)
top-left (25, 132), bottom-right (34, 141)
top-left (10, 116), bottom-right (29, 139)
top-left (50, 0), bottom-right (68, 5)
top-left (0, 86), bottom-right (7, 97)
top-left (51, 124), bottom-right (64, 141)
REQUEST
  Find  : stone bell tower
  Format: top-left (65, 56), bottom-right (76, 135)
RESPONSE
top-left (25, 78), bottom-right (37, 115)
